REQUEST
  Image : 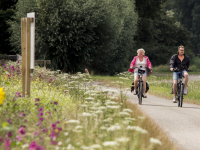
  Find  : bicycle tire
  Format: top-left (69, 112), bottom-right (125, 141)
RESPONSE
top-left (177, 83), bottom-right (180, 107)
top-left (138, 81), bottom-right (143, 105)
top-left (179, 83), bottom-right (184, 107)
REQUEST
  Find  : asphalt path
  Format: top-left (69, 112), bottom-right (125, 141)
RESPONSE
top-left (96, 80), bottom-right (200, 150)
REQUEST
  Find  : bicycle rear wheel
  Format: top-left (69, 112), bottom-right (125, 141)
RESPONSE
top-left (138, 81), bottom-right (143, 105)
top-left (179, 83), bottom-right (184, 107)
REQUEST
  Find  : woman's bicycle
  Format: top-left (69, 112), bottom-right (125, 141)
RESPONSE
top-left (133, 66), bottom-right (149, 105)
top-left (173, 67), bottom-right (189, 107)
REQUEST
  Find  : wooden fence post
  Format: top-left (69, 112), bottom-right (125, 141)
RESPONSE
top-left (21, 18), bottom-right (33, 97)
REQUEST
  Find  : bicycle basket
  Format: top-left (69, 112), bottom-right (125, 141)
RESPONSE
top-left (146, 82), bottom-right (149, 93)
top-left (138, 68), bottom-right (145, 74)
top-left (131, 82), bottom-right (134, 92)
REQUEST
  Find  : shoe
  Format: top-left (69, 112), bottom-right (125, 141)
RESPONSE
top-left (173, 97), bottom-right (177, 103)
top-left (133, 90), bottom-right (137, 95)
top-left (143, 93), bottom-right (147, 98)
top-left (184, 88), bottom-right (188, 95)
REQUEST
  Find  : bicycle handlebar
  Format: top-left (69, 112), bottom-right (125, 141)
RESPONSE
top-left (173, 68), bottom-right (191, 72)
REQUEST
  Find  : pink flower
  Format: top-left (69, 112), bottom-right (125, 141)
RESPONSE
top-left (52, 123), bottom-right (56, 129)
top-left (5, 137), bottom-right (11, 150)
top-left (37, 112), bottom-right (43, 117)
top-left (7, 119), bottom-right (12, 124)
top-left (18, 127), bottom-right (25, 135)
top-left (29, 141), bottom-right (45, 150)
top-left (35, 98), bottom-right (40, 102)
top-left (16, 135), bottom-right (23, 141)
top-left (7, 132), bottom-right (12, 137)
top-left (38, 108), bottom-right (44, 112)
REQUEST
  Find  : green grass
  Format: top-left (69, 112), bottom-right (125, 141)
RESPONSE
top-left (92, 73), bottom-right (200, 105)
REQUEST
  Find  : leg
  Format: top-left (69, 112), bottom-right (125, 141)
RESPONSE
top-left (184, 72), bottom-right (189, 89)
top-left (173, 80), bottom-right (177, 97)
top-left (134, 74), bottom-right (139, 90)
top-left (142, 75), bottom-right (146, 94)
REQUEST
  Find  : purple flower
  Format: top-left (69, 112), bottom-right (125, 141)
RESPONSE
top-left (37, 112), bottom-right (43, 117)
top-left (38, 121), bottom-right (42, 126)
top-left (25, 119), bottom-right (28, 122)
top-left (7, 132), bottom-right (12, 137)
top-left (42, 129), bottom-right (48, 133)
top-left (57, 127), bottom-right (62, 132)
top-left (0, 137), bottom-right (3, 143)
top-left (38, 108), bottom-right (44, 112)
top-left (56, 121), bottom-right (60, 124)
top-left (29, 141), bottom-right (45, 150)
top-left (35, 98), bottom-right (40, 102)
top-left (54, 101), bottom-right (58, 105)
top-left (16, 135), bottom-right (23, 141)
top-left (52, 123), bottom-right (56, 129)
top-left (45, 111), bottom-right (51, 116)
top-left (7, 119), bottom-right (12, 124)
top-left (34, 131), bottom-right (39, 136)
top-left (39, 118), bottom-right (44, 121)
top-left (18, 127), bottom-right (25, 135)
top-left (19, 113), bottom-right (26, 118)
top-left (50, 131), bottom-right (56, 138)
top-left (5, 137), bottom-right (11, 149)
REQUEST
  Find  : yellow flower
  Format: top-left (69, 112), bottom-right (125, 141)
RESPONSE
top-left (0, 87), bottom-right (5, 106)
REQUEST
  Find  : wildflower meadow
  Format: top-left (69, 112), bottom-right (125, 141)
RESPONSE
top-left (0, 61), bottom-right (177, 150)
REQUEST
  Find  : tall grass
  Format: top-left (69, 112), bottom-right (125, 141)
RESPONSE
top-left (0, 61), bottom-right (177, 150)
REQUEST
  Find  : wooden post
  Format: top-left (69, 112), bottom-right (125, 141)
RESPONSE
top-left (26, 18), bottom-right (32, 97)
top-left (21, 18), bottom-right (26, 97)
top-left (21, 18), bottom-right (33, 97)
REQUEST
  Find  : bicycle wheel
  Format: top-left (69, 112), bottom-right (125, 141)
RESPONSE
top-left (177, 83), bottom-right (180, 107)
top-left (138, 81), bottom-right (143, 105)
top-left (179, 83), bottom-right (184, 107)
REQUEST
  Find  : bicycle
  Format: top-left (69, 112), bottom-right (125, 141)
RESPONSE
top-left (133, 66), bottom-right (148, 105)
top-left (173, 67), bottom-right (189, 107)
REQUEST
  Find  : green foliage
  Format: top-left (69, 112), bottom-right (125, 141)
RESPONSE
top-left (0, 9), bottom-right (15, 54)
top-left (134, 0), bottom-right (193, 66)
top-left (165, 0), bottom-right (200, 54)
top-left (8, 0), bottom-right (138, 74)
top-left (0, 0), bottom-right (18, 10)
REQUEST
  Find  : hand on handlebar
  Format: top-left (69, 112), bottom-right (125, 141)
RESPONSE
top-left (170, 68), bottom-right (174, 71)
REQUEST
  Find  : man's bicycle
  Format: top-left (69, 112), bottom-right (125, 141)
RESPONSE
top-left (133, 66), bottom-right (149, 105)
top-left (173, 67), bottom-right (189, 107)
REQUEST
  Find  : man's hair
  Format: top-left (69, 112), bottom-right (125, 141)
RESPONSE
top-left (178, 45), bottom-right (184, 50)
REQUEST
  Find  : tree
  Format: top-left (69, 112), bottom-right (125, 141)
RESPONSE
top-left (133, 0), bottom-right (193, 65)
top-left (0, 0), bottom-right (18, 10)
top-left (0, 9), bottom-right (15, 54)
top-left (9, 0), bottom-right (138, 74)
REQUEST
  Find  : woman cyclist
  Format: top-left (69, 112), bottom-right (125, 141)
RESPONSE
top-left (128, 48), bottom-right (152, 98)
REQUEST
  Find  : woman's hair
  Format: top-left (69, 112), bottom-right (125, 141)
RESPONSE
top-left (178, 45), bottom-right (184, 50)
top-left (137, 48), bottom-right (145, 55)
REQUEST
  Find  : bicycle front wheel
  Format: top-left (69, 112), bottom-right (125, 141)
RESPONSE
top-left (178, 83), bottom-right (184, 107)
top-left (138, 81), bottom-right (143, 105)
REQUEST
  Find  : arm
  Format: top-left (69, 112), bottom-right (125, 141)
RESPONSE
top-left (169, 55), bottom-right (175, 71)
top-left (130, 56), bottom-right (137, 68)
top-left (146, 57), bottom-right (152, 69)
top-left (186, 56), bottom-right (190, 69)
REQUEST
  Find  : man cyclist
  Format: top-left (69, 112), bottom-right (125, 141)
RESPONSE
top-left (169, 45), bottom-right (190, 103)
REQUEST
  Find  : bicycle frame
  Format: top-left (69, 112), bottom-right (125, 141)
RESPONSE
top-left (173, 67), bottom-right (187, 107)
top-left (133, 66), bottom-right (146, 105)
top-left (176, 73), bottom-right (185, 107)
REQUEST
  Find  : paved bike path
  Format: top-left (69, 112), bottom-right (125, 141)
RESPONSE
top-left (127, 93), bottom-right (200, 150)
top-left (97, 84), bottom-right (200, 150)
